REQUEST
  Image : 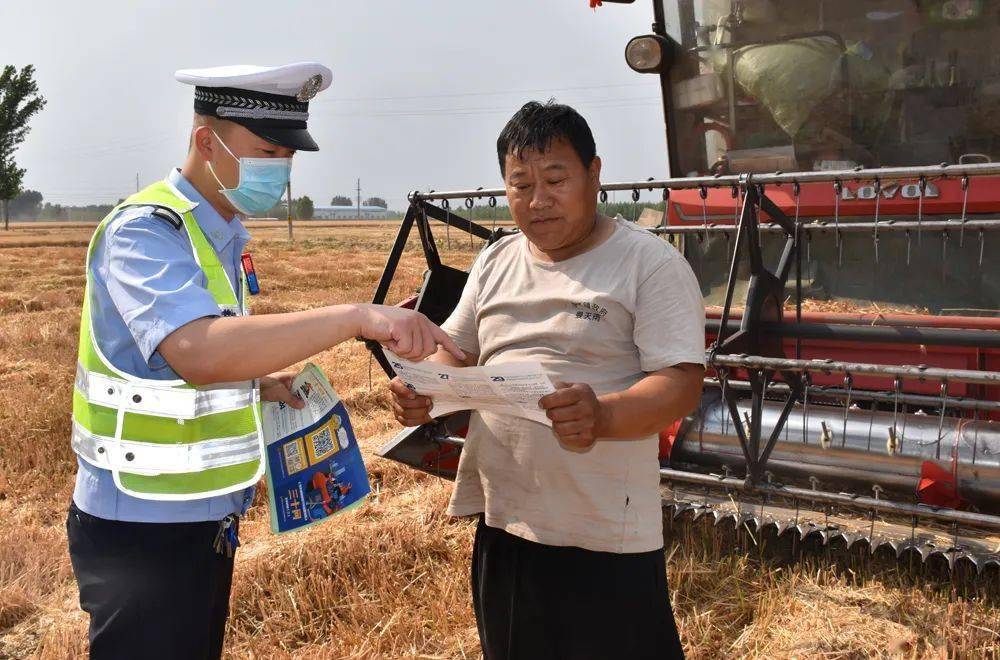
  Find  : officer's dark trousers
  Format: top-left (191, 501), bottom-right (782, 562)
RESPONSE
top-left (66, 502), bottom-right (235, 660)
top-left (471, 516), bottom-right (685, 660)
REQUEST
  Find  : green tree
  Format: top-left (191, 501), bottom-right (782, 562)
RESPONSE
top-left (330, 195), bottom-right (352, 206)
top-left (295, 195), bottom-right (314, 220)
top-left (363, 196), bottom-right (387, 209)
top-left (9, 188), bottom-right (42, 219)
top-left (0, 65), bottom-right (47, 230)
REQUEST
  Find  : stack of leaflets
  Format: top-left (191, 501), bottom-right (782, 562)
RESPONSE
top-left (261, 363), bottom-right (370, 534)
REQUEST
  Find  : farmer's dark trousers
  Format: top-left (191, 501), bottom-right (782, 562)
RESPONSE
top-left (472, 516), bottom-right (685, 660)
top-left (66, 501), bottom-right (236, 660)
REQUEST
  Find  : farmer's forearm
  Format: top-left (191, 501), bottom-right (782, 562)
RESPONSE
top-left (596, 364), bottom-right (704, 438)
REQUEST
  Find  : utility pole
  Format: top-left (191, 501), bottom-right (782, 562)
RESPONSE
top-left (356, 178), bottom-right (361, 220)
top-left (286, 181), bottom-right (294, 242)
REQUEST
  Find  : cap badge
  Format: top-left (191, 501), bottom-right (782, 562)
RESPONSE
top-left (297, 74), bottom-right (323, 102)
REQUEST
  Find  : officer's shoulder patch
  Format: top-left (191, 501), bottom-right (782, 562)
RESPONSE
top-left (113, 204), bottom-right (183, 231)
top-left (149, 207), bottom-right (184, 230)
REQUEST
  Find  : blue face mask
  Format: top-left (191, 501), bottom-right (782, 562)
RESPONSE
top-left (208, 130), bottom-right (292, 216)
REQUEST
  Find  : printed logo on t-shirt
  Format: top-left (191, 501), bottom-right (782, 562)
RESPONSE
top-left (572, 301), bottom-right (607, 322)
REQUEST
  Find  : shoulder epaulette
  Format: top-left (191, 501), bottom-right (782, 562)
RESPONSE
top-left (114, 204), bottom-right (184, 231)
top-left (149, 207), bottom-right (183, 231)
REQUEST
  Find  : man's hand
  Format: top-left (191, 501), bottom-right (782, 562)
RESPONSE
top-left (260, 371), bottom-right (305, 409)
top-left (354, 304), bottom-right (465, 362)
top-left (539, 382), bottom-right (606, 451)
top-left (389, 376), bottom-right (434, 427)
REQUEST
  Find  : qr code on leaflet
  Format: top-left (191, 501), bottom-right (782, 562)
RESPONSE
top-left (283, 439), bottom-right (306, 475)
top-left (309, 426), bottom-right (335, 461)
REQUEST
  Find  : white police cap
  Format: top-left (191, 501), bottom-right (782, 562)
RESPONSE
top-left (175, 62), bottom-right (332, 151)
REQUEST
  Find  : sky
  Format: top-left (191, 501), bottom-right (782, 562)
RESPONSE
top-left (1, 1), bottom-right (670, 210)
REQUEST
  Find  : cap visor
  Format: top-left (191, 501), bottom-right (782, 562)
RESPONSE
top-left (253, 126), bottom-right (320, 152)
top-left (224, 118), bottom-right (320, 151)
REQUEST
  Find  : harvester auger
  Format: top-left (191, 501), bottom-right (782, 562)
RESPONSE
top-left (369, 0), bottom-right (1000, 572)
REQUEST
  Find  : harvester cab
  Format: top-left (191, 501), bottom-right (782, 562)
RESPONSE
top-left (370, 0), bottom-right (1000, 572)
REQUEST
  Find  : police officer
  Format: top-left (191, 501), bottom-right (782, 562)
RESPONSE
top-left (66, 62), bottom-right (463, 659)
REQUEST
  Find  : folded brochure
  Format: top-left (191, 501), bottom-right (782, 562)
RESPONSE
top-left (261, 363), bottom-right (370, 533)
top-left (383, 349), bottom-right (556, 426)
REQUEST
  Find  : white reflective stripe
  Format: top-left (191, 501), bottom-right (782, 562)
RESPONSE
top-left (76, 363), bottom-right (253, 419)
top-left (71, 420), bottom-right (260, 475)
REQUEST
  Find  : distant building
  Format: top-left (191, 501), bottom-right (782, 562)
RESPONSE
top-left (313, 205), bottom-right (389, 220)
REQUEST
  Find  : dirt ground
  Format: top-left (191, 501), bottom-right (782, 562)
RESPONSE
top-left (0, 221), bottom-right (998, 659)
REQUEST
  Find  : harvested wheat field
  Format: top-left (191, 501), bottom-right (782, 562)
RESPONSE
top-left (0, 221), bottom-right (998, 659)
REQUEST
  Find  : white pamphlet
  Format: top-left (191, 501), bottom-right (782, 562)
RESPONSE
top-left (383, 349), bottom-right (557, 426)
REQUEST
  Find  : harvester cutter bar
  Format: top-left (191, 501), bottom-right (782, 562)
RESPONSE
top-left (663, 485), bottom-right (1000, 572)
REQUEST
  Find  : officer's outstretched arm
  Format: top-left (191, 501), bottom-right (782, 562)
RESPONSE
top-left (158, 303), bottom-right (463, 386)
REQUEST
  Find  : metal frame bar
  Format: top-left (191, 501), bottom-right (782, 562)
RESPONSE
top-left (649, 219), bottom-right (1000, 234)
top-left (372, 205), bottom-right (416, 306)
top-left (408, 162), bottom-right (1000, 202)
top-left (707, 320), bottom-right (1000, 349)
top-left (710, 354), bottom-right (1000, 387)
top-left (706, 377), bottom-right (1000, 413)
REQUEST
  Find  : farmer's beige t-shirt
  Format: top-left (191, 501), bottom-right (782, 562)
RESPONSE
top-left (441, 217), bottom-right (705, 553)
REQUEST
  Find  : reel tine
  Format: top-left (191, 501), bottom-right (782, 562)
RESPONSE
top-left (942, 229), bottom-right (949, 284)
top-left (936, 380), bottom-right (948, 461)
top-left (832, 179), bottom-right (842, 267)
top-left (699, 184), bottom-right (709, 244)
top-left (917, 175), bottom-right (927, 244)
top-left (801, 373), bottom-right (811, 444)
top-left (731, 184), bottom-right (739, 265)
top-left (442, 198), bottom-right (451, 250)
top-left (662, 187), bottom-right (670, 231)
top-left (465, 197), bottom-right (475, 249)
top-left (841, 373), bottom-right (853, 448)
top-left (959, 175), bottom-right (969, 247)
top-left (873, 177), bottom-right (881, 265)
top-left (889, 376), bottom-right (901, 454)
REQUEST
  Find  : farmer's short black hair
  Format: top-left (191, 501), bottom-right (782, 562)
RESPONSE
top-left (497, 100), bottom-right (596, 176)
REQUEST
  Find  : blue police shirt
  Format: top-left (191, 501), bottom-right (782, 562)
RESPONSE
top-left (72, 168), bottom-right (256, 522)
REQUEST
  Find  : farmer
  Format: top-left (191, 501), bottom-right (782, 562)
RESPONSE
top-left (389, 100), bottom-right (705, 659)
top-left (66, 62), bottom-right (462, 660)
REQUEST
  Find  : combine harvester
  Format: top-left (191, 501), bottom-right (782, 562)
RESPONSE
top-left (371, 0), bottom-right (1000, 572)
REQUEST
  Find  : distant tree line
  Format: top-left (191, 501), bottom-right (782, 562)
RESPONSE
top-left (3, 188), bottom-right (119, 221)
top-left (264, 195), bottom-right (315, 220)
top-left (3, 190), bottom-right (666, 224)
top-left (328, 195), bottom-right (387, 208)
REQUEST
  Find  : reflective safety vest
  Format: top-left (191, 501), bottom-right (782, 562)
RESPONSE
top-left (71, 180), bottom-right (264, 500)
